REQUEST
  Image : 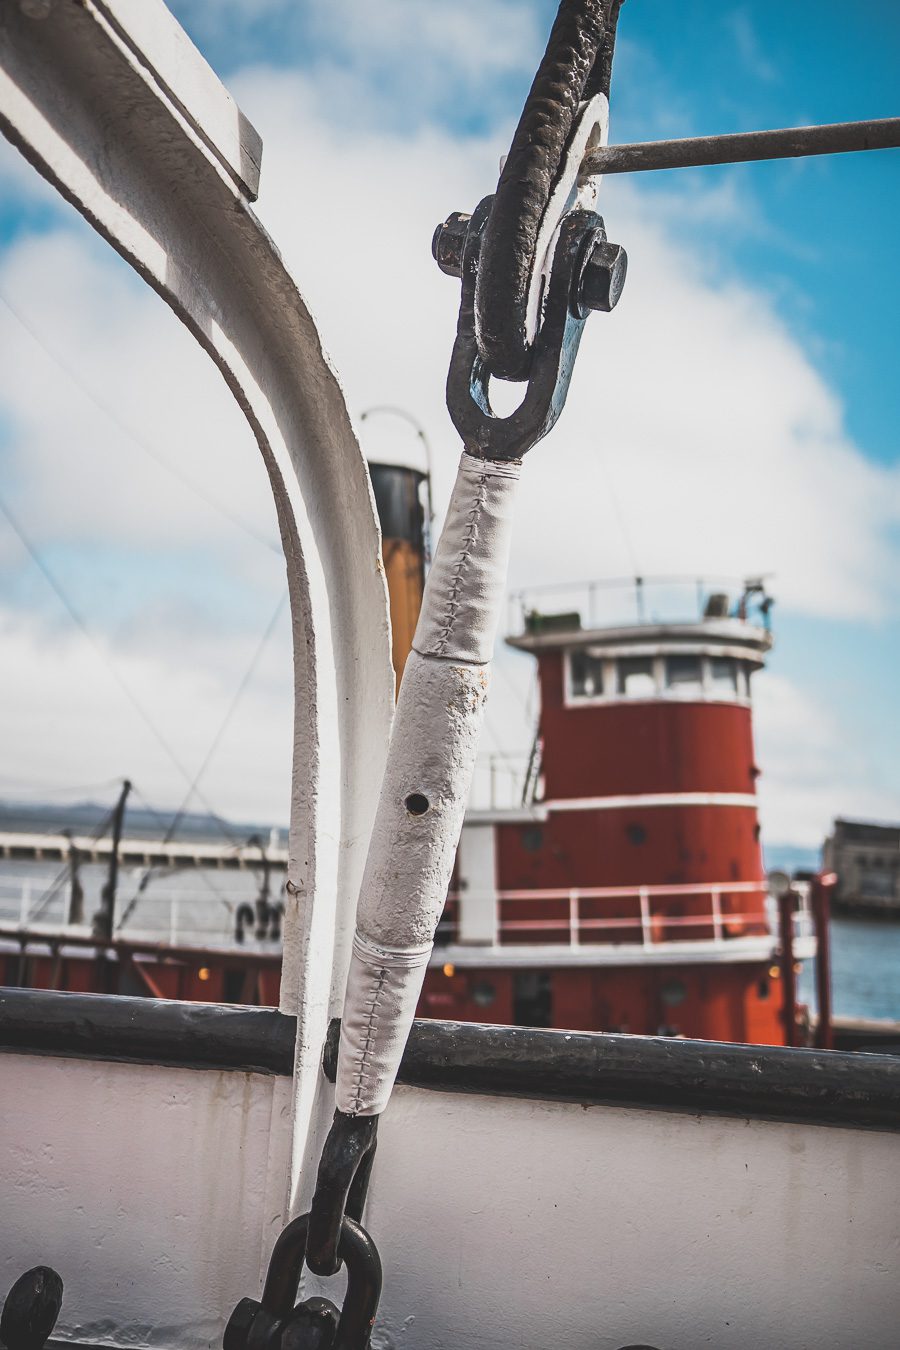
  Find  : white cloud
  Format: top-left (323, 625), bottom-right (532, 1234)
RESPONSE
top-left (0, 605), bottom-right (294, 823)
top-left (726, 8), bottom-right (780, 86)
top-left (754, 674), bottom-right (900, 846)
top-left (170, 0), bottom-right (542, 131)
top-left (0, 228), bottom-right (281, 567)
top-left (236, 68), bottom-right (900, 622)
top-left (0, 45), bottom-right (897, 845)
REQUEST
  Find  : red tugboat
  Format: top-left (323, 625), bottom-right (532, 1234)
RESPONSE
top-left (0, 456), bottom-right (817, 1049)
top-left (420, 577), bottom-right (815, 1043)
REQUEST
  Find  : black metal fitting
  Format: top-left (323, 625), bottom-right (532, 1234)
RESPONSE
top-left (579, 237), bottom-right (628, 313)
top-left (431, 211), bottom-right (470, 278)
top-left (306, 1111), bottom-right (378, 1277)
top-left (0, 1267), bottom-right (63, 1350)
top-left (444, 195), bottom-right (610, 460)
top-left (433, 208), bottom-right (627, 315)
top-left (224, 1212), bottom-right (381, 1350)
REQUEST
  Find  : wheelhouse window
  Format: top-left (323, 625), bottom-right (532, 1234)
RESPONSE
top-left (709, 656), bottom-right (739, 696)
top-left (665, 654), bottom-right (703, 696)
top-left (569, 650), bottom-right (606, 698)
top-left (567, 650), bottom-right (750, 702)
top-left (618, 657), bottom-right (655, 697)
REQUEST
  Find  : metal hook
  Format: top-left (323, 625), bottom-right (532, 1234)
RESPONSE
top-left (305, 1111), bottom-right (379, 1278)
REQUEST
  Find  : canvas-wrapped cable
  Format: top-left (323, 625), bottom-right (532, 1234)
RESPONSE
top-left (335, 453), bottom-right (521, 1115)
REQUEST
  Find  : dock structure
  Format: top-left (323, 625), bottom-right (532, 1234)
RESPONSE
top-left (0, 830), bottom-right (288, 871)
top-left (824, 818), bottom-right (900, 916)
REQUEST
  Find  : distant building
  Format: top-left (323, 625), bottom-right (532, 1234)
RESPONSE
top-left (823, 819), bottom-right (900, 915)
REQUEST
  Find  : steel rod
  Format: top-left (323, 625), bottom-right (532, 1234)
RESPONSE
top-left (583, 116), bottom-right (900, 175)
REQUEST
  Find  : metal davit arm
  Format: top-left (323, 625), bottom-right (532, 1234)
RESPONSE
top-left (0, 0), bottom-right (393, 1231)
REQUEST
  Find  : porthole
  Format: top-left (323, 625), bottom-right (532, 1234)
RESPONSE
top-left (660, 978), bottom-right (687, 1007)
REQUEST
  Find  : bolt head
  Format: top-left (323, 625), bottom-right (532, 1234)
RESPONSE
top-left (581, 240), bottom-right (628, 313)
top-left (431, 211), bottom-right (471, 278)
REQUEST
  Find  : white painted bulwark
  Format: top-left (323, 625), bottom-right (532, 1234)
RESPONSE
top-left (0, 1054), bottom-right (293, 1348)
top-left (364, 1084), bottom-right (900, 1350)
top-left (456, 821), bottom-right (498, 945)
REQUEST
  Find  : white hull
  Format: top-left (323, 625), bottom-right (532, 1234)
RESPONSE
top-left (2, 1013), bottom-right (899, 1350)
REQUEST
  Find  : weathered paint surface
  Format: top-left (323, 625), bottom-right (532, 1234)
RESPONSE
top-left (362, 1083), bottom-right (900, 1350)
top-left (4, 1051), bottom-right (897, 1349)
top-left (0, 1054), bottom-right (293, 1347)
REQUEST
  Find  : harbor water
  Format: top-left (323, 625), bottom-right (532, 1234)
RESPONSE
top-left (800, 914), bottom-right (900, 1023)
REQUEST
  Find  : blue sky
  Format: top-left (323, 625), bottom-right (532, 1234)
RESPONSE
top-left (0, 0), bottom-right (897, 846)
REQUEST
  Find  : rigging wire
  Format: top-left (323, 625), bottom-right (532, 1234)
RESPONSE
top-left (0, 494), bottom-right (242, 848)
top-left (0, 289), bottom-right (281, 556)
top-left (118, 591), bottom-right (288, 929)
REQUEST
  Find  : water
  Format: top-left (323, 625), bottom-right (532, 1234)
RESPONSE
top-left (800, 915), bottom-right (900, 1023)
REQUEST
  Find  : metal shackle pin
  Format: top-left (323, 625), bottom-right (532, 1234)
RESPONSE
top-left (433, 212), bottom-right (627, 316)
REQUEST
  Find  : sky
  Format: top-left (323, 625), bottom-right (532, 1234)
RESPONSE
top-left (0, 0), bottom-right (898, 850)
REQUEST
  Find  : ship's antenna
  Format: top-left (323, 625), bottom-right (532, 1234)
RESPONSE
top-left (64, 832), bottom-right (84, 926)
top-left (92, 778), bottom-right (131, 947)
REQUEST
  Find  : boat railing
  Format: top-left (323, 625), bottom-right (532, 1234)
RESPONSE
top-left (506, 574), bottom-right (773, 638)
top-left (1, 876), bottom-right (814, 954)
top-left (0, 875), bottom-right (263, 947)
top-left (440, 879), bottom-right (813, 950)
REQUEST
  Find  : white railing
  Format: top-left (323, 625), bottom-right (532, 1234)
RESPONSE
top-left (507, 576), bottom-right (774, 637)
top-left (2, 875), bottom-right (814, 955)
top-left (442, 880), bottom-right (813, 950)
top-left (0, 874), bottom-right (264, 948)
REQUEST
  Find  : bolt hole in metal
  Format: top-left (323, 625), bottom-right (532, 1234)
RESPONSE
top-left (404, 792), bottom-right (430, 816)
